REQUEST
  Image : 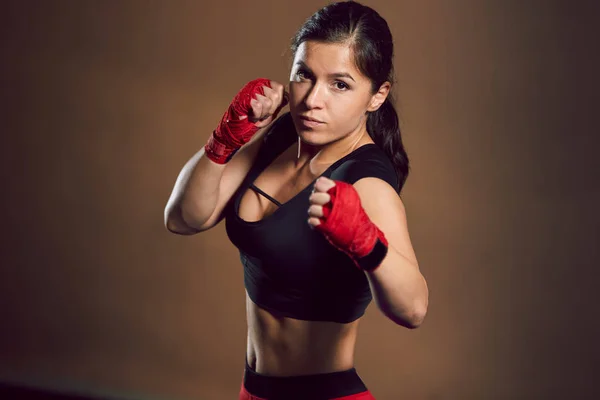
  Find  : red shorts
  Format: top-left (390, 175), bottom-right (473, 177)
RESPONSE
top-left (239, 358), bottom-right (376, 400)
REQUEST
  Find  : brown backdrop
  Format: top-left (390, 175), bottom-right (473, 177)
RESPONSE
top-left (1, 1), bottom-right (598, 399)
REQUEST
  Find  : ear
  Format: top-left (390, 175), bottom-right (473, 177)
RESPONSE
top-left (367, 81), bottom-right (391, 112)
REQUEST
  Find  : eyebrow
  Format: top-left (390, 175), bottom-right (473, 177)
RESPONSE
top-left (295, 61), bottom-right (356, 82)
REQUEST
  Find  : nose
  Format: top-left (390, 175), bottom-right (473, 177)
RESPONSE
top-left (304, 82), bottom-right (325, 109)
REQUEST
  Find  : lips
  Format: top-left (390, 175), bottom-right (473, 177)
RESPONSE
top-left (299, 115), bottom-right (324, 123)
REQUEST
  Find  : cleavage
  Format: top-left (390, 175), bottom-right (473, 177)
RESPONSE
top-left (238, 148), bottom-right (315, 223)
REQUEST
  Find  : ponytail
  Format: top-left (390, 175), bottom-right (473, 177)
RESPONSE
top-left (366, 95), bottom-right (410, 194)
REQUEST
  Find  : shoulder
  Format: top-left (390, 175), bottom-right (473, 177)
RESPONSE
top-left (330, 144), bottom-right (399, 192)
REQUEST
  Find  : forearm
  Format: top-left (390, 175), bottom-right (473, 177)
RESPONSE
top-left (365, 245), bottom-right (428, 329)
top-left (164, 147), bottom-right (225, 229)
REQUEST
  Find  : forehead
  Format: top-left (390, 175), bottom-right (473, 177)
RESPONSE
top-left (293, 41), bottom-right (360, 75)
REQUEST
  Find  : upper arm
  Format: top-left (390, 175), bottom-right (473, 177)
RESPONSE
top-left (197, 112), bottom-right (295, 231)
top-left (353, 178), bottom-right (419, 268)
top-left (193, 127), bottom-right (269, 232)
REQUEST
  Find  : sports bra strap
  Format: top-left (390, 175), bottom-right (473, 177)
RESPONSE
top-left (249, 184), bottom-right (283, 207)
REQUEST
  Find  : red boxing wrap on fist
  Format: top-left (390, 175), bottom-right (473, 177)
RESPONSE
top-left (314, 181), bottom-right (389, 271)
top-left (205, 78), bottom-right (275, 164)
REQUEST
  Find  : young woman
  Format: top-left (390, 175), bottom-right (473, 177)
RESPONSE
top-left (164, 1), bottom-right (429, 399)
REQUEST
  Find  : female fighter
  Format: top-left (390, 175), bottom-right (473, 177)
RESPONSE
top-left (164, 1), bottom-right (429, 398)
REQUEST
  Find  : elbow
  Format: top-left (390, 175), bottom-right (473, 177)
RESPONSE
top-left (404, 278), bottom-right (429, 329)
top-left (164, 205), bottom-right (179, 233)
top-left (405, 306), bottom-right (427, 329)
top-left (164, 203), bottom-right (201, 236)
top-left (164, 213), bottom-right (182, 235)
top-left (164, 216), bottom-right (200, 236)
top-left (397, 307), bottom-right (427, 330)
top-left (164, 217), bottom-right (186, 235)
top-left (406, 296), bottom-right (429, 329)
top-left (383, 302), bottom-right (428, 330)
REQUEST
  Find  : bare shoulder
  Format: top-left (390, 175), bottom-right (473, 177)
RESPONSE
top-left (353, 177), bottom-right (405, 218)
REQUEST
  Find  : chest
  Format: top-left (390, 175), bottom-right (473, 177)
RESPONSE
top-left (237, 149), bottom-right (321, 223)
top-left (224, 154), bottom-right (370, 295)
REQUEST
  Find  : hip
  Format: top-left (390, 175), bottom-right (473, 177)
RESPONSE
top-left (239, 357), bottom-right (376, 400)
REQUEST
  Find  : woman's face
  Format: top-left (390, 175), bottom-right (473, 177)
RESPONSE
top-left (288, 40), bottom-right (384, 146)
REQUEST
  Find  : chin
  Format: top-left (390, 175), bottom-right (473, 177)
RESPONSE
top-left (296, 129), bottom-right (329, 146)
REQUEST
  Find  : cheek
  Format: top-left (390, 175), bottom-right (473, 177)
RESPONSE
top-left (329, 95), bottom-right (368, 123)
top-left (288, 84), bottom-right (306, 108)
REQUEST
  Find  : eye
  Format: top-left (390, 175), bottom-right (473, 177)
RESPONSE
top-left (334, 81), bottom-right (349, 91)
top-left (295, 69), bottom-right (310, 80)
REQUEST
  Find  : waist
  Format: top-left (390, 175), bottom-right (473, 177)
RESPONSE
top-left (243, 357), bottom-right (368, 400)
top-left (246, 292), bottom-right (359, 376)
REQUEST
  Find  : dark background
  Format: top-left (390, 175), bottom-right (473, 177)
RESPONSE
top-left (1, 1), bottom-right (598, 399)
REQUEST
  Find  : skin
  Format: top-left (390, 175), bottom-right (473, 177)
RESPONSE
top-left (241, 40), bottom-right (428, 377)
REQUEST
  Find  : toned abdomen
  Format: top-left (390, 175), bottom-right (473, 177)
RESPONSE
top-left (245, 291), bottom-right (360, 376)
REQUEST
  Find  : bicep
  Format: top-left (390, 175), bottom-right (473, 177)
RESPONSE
top-left (195, 127), bottom-right (268, 231)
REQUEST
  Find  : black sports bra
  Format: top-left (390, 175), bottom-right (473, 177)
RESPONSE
top-left (224, 112), bottom-right (399, 323)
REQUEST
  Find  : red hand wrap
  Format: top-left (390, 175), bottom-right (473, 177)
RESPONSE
top-left (205, 78), bottom-right (275, 164)
top-left (314, 181), bottom-right (388, 271)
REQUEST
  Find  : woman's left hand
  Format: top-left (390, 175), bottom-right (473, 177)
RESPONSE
top-left (307, 177), bottom-right (336, 227)
top-left (307, 176), bottom-right (389, 271)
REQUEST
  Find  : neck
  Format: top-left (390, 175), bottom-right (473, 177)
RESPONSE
top-left (294, 123), bottom-right (372, 173)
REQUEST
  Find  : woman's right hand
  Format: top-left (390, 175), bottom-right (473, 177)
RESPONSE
top-left (244, 80), bottom-right (289, 128)
top-left (205, 78), bottom-right (288, 164)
